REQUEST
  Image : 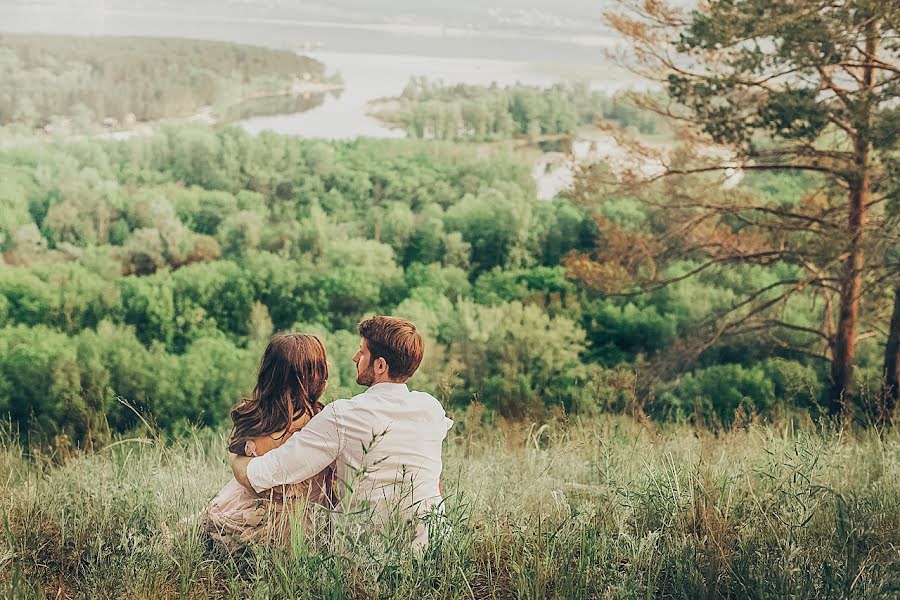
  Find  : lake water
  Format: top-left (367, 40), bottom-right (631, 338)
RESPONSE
top-left (235, 51), bottom-right (649, 199)
top-left (238, 51), bottom-right (642, 139)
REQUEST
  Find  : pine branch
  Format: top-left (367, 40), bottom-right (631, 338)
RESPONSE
top-left (648, 164), bottom-right (844, 183)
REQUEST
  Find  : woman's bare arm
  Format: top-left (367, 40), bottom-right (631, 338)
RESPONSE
top-left (233, 403), bottom-right (343, 493)
top-left (230, 453), bottom-right (254, 490)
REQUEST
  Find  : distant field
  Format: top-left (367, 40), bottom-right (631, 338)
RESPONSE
top-left (2, 414), bottom-right (898, 598)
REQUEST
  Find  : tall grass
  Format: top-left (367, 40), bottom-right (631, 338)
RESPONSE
top-left (2, 412), bottom-right (899, 598)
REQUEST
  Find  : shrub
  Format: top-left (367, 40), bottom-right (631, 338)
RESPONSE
top-left (444, 300), bottom-right (589, 416)
top-left (653, 363), bottom-right (777, 425)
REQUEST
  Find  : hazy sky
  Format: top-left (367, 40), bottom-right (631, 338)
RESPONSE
top-left (1, 0), bottom-right (625, 64)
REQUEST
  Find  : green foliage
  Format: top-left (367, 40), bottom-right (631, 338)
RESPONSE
top-left (0, 264), bottom-right (120, 333)
top-left (473, 266), bottom-right (574, 306)
top-left (740, 170), bottom-right (824, 208)
top-left (381, 79), bottom-right (668, 141)
top-left (311, 237), bottom-right (406, 330)
top-left (171, 188), bottom-right (238, 235)
top-left (444, 185), bottom-right (534, 273)
top-left (0, 166), bottom-right (37, 250)
top-left (583, 298), bottom-right (678, 365)
top-left (0, 321), bottom-right (256, 441)
top-left (445, 301), bottom-right (589, 415)
top-left (655, 363), bottom-right (774, 424)
top-left (534, 199), bottom-right (598, 264)
top-left (175, 335), bottom-right (256, 430)
top-left (596, 197), bottom-right (648, 231)
top-left (170, 261), bottom-right (257, 346)
top-left (652, 359), bottom-right (823, 425)
top-left (0, 325), bottom-right (87, 438)
top-left (0, 122), bottom-right (841, 440)
top-left (118, 275), bottom-right (177, 347)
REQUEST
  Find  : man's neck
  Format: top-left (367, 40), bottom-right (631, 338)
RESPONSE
top-left (368, 379), bottom-right (407, 388)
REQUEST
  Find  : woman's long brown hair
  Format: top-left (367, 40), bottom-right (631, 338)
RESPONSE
top-left (228, 332), bottom-right (329, 455)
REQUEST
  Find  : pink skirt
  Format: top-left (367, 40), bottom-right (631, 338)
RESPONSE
top-left (204, 471), bottom-right (333, 549)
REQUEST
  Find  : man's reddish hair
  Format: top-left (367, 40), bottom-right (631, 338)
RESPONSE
top-left (357, 316), bottom-right (424, 381)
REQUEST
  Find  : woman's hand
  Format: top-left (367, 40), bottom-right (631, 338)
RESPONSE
top-left (230, 453), bottom-right (254, 492)
top-left (230, 453), bottom-right (283, 500)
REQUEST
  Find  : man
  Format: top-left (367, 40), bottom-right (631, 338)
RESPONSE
top-left (231, 316), bottom-right (453, 549)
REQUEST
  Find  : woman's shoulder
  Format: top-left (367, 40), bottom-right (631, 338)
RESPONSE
top-left (249, 411), bottom-right (314, 455)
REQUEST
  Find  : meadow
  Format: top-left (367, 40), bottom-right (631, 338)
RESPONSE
top-left (2, 411), bottom-right (898, 599)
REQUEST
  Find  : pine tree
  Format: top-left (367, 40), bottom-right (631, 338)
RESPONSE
top-left (576, 0), bottom-right (900, 415)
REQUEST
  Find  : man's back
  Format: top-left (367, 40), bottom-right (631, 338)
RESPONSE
top-left (331, 383), bottom-right (452, 518)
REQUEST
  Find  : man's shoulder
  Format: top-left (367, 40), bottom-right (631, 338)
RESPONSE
top-left (336, 387), bottom-right (445, 411)
top-left (345, 391), bottom-right (371, 405)
top-left (325, 393), bottom-right (370, 413)
top-left (322, 397), bottom-right (353, 412)
top-left (408, 389), bottom-right (443, 407)
top-left (313, 398), bottom-right (354, 423)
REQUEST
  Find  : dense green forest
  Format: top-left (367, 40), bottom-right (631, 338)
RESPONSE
top-left (1, 123), bottom-right (883, 445)
top-left (372, 78), bottom-right (667, 141)
top-left (0, 27), bottom-right (894, 446)
top-left (0, 34), bottom-right (329, 130)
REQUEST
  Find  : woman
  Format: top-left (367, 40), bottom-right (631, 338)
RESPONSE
top-left (204, 332), bottom-right (334, 549)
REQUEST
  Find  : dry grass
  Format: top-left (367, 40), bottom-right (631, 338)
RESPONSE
top-left (2, 413), bottom-right (899, 599)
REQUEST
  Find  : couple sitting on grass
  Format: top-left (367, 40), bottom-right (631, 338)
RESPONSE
top-left (205, 316), bottom-right (453, 552)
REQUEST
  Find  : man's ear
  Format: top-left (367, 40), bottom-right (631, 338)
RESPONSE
top-left (375, 357), bottom-right (388, 374)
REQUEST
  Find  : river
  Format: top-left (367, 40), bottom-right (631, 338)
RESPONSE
top-left (237, 51), bottom-right (639, 139)
top-left (234, 51), bottom-right (652, 199)
top-left (4, 3), bottom-right (642, 140)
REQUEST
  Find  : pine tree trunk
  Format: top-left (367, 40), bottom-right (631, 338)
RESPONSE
top-left (883, 285), bottom-right (900, 420)
top-left (829, 179), bottom-right (867, 415)
top-left (828, 21), bottom-right (876, 417)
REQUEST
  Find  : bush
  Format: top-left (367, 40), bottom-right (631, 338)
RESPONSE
top-left (0, 322), bottom-right (255, 444)
top-left (444, 301), bottom-right (589, 416)
top-left (653, 363), bottom-right (777, 425)
top-left (0, 263), bottom-right (121, 333)
top-left (582, 298), bottom-right (677, 365)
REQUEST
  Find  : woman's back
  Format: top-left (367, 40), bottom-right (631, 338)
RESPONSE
top-left (245, 412), bottom-right (311, 456)
top-left (205, 413), bottom-right (333, 549)
top-left (205, 331), bottom-right (334, 549)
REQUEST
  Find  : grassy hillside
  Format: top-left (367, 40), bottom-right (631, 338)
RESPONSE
top-left (2, 414), bottom-right (898, 598)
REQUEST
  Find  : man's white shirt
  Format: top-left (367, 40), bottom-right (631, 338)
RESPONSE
top-left (246, 382), bottom-right (453, 543)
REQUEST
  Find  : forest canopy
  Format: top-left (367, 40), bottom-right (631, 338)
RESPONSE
top-left (1, 124), bottom-right (881, 445)
top-left (371, 78), bottom-right (667, 141)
